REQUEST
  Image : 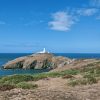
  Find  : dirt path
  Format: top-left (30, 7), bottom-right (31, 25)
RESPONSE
top-left (33, 77), bottom-right (68, 91)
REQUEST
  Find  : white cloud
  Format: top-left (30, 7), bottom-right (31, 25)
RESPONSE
top-left (0, 21), bottom-right (6, 25)
top-left (90, 0), bottom-right (100, 7)
top-left (48, 11), bottom-right (75, 32)
top-left (77, 8), bottom-right (98, 16)
top-left (48, 6), bottom-right (99, 32)
top-left (96, 15), bottom-right (100, 19)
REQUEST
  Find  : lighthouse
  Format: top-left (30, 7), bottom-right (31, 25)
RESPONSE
top-left (37, 48), bottom-right (49, 54)
top-left (43, 48), bottom-right (46, 53)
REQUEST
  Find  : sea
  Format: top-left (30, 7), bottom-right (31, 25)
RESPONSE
top-left (0, 53), bottom-right (100, 76)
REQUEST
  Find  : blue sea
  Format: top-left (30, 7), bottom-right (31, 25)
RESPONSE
top-left (0, 53), bottom-right (100, 76)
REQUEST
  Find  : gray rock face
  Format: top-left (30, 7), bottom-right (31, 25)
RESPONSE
top-left (3, 53), bottom-right (72, 69)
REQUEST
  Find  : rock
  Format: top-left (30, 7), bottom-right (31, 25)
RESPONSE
top-left (51, 56), bottom-right (72, 68)
top-left (3, 53), bottom-right (72, 69)
top-left (3, 56), bottom-right (27, 69)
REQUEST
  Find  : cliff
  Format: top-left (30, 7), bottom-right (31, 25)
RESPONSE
top-left (3, 53), bottom-right (72, 69)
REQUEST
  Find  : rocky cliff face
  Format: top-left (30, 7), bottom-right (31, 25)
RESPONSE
top-left (3, 53), bottom-right (72, 69)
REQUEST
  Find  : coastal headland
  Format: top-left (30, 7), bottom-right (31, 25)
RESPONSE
top-left (0, 52), bottom-right (100, 100)
top-left (3, 52), bottom-right (73, 69)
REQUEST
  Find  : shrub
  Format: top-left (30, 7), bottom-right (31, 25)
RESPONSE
top-left (68, 79), bottom-right (79, 86)
top-left (61, 69), bottom-right (80, 75)
top-left (68, 76), bottom-right (97, 87)
top-left (0, 74), bottom-right (34, 84)
top-left (16, 82), bottom-right (38, 89)
top-left (0, 84), bottom-right (15, 91)
top-left (86, 76), bottom-right (97, 84)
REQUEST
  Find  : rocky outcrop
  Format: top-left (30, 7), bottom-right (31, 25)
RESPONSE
top-left (3, 53), bottom-right (72, 69)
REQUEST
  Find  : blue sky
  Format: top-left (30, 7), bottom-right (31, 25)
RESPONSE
top-left (0, 0), bottom-right (100, 53)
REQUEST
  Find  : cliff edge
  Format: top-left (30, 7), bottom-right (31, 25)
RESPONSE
top-left (3, 53), bottom-right (72, 69)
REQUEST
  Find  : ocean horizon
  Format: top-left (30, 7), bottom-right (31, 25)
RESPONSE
top-left (1, 53), bottom-right (100, 66)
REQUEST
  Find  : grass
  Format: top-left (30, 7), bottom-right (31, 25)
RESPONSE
top-left (0, 75), bottom-right (38, 90)
top-left (16, 82), bottom-right (38, 89)
top-left (0, 61), bottom-right (100, 89)
top-left (0, 69), bottom-right (80, 90)
top-left (0, 84), bottom-right (15, 91)
top-left (0, 74), bottom-right (36, 86)
top-left (68, 61), bottom-right (100, 86)
top-left (0, 81), bottom-right (38, 90)
top-left (0, 69), bottom-right (80, 84)
top-left (68, 76), bottom-right (97, 87)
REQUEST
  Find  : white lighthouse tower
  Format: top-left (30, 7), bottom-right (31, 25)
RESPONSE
top-left (43, 48), bottom-right (46, 53)
top-left (37, 48), bottom-right (49, 54)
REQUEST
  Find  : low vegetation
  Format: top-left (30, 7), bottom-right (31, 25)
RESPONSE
top-left (0, 69), bottom-right (79, 84)
top-left (68, 61), bottom-right (100, 86)
top-left (16, 82), bottom-right (38, 89)
top-left (0, 61), bottom-right (100, 90)
top-left (68, 75), bottom-right (97, 87)
top-left (0, 69), bottom-right (80, 90)
top-left (0, 84), bottom-right (15, 91)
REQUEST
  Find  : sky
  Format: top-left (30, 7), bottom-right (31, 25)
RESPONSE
top-left (0, 0), bottom-right (100, 53)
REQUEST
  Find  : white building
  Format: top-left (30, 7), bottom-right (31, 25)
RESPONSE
top-left (37, 48), bottom-right (49, 53)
